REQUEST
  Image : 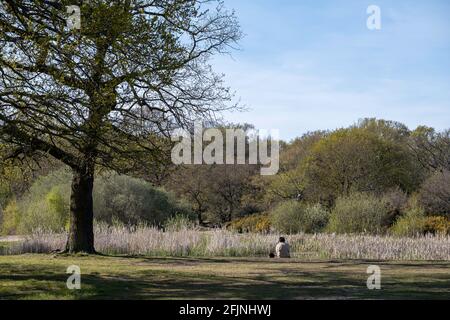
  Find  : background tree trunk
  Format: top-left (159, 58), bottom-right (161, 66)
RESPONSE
top-left (66, 167), bottom-right (95, 253)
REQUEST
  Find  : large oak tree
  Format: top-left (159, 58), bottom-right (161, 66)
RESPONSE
top-left (0, 0), bottom-right (240, 253)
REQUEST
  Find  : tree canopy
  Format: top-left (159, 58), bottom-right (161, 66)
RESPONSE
top-left (0, 0), bottom-right (241, 252)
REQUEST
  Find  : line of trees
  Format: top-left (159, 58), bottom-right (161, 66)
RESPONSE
top-left (167, 119), bottom-right (450, 234)
top-left (1, 116), bottom-right (450, 238)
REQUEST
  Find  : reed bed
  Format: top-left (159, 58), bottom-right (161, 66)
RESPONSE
top-left (2, 225), bottom-right (449, 261)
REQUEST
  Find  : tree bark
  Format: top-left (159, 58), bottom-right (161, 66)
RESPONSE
top-left (65, 167), bottom-right (96, 254)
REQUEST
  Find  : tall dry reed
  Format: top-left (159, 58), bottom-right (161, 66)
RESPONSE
top-left (2, 225), bottom-right (449, 261)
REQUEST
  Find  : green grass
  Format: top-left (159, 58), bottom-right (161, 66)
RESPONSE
top-left (0, 255), bottom-right (449, 300)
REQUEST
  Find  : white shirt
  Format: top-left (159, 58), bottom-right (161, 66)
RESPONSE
top-left (275, 242), bottom-right (291, 258)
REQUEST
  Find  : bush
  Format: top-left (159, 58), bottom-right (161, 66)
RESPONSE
top-left (391, 206), bottom-right (427, 237)
top-left (270, 201), bottom-right (329, 234)
top-left (17, 186), bottom-right (69, 234)
top-left (327, 193), bottom-right (389, 235)
top-left (304, 203), bottom-right (330, 233)
top-left (14, 170), bottom-right (71, 233)
top-left (1, 200), bottom-right (20, 235)
top-left (227, 214), bottom-right (271, 233)
top-left (10, 169), bottom-right (193, 234)
top-left (382, 188), bottom-right (408, 227)
top-left (418, 170), bottom-right (450, 216)
top-left (255, 215), bottom-right (272, 233)
top-left (93, 173), bottom-right (193, 226)
top-left (423, 216), bottom-right (450, 236)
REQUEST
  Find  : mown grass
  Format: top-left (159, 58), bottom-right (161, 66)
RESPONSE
top-left (0, 254), bottom-right (449, 300)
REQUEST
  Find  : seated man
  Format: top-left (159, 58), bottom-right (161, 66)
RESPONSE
top-left (275, 237), bottom-right (291, 258)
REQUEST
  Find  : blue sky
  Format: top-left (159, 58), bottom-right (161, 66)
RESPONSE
top-left (213, 0), bottom-right (450, 140)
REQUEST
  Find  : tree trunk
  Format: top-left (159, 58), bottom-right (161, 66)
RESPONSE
top-left (197, 210), bottom-right (205, 226)
top-left (65, 167), bottom-right (96, 254)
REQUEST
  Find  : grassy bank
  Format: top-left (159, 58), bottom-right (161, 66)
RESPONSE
top-left (0, 255), bottom-right (449, 300)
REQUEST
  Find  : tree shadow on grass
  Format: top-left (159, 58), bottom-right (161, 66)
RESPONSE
top-left (100, 255), bottom-right (450, 270)
top-left (99, 254), bottom-right (273, 265)
top-left (1, 261), bottom-right (449, 300)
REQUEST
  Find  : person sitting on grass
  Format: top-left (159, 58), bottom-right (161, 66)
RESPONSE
top-left (275, 237), bottom-right (291, 258)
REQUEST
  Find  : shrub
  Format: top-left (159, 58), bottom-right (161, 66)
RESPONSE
top-left (418, 170), bottom-right (450, 216)
top-left (382, 188), bottom-right (408, 227)
top-left (270, 201), bottom-right (329, 234)
top-left (423, 216), bottom-right (450, 236)
top-left (304, 203), bottom-right (329, 233)
top-left (228, 214), bottom-right (271, 233)
top-left (11, 169), bottom-right (193, 234)
top-left (391, 206), bottom-right (427, 237)
top-left (255, 215), bottom-right (271, 233)
top-left (1, 200), bottom-right (20, 235)
top-left (45, 187), bottom-right (69, 229)
top-left (14, 171), bottom-right (71, 233)
top-left (327, 193), bottom-right (389, 235)
top-left (18, 188), bottom-right (69, 234)
top-left (94, 173), bottom-right (193, 226)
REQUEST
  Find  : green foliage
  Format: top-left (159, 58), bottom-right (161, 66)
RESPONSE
top-left (0, 162), bottom-right (33, 217)
top-left (227, 214), bottom-right (271, 234)
top-left (304, 203), bottom-right (330, 232)
top-left (391, 206), bottom-right (427, 237)
top-left (1, 200), bottom-right (20, 235)
top-left (0, 149), bottom-right (63, 214)
top-left (15, 171), bottom-right (71, 233)
top-left (304, 128), bottom-right (418, 203)
top-left (270, 201), bottom-right (329, 234)
top-left (357, 118), bottom-right (411, 143)
top-left (327, 193), bottom-right (389, 235)
top-left (19, 199), bottom-right (66, 234)
top-left (270, 201), bottom-right (303, 234)
top-left (164, 214), bottom-right (197, 232)
top-left (1, 1), bottom-right (241, 252)
top-left (265, 132), bottom-right (325, 204)
top-left (94, 173), bottom-right (193, 226)
top-left (1, 117), bottom-right (449, 239)
top-left (46, 187), bottom-right (69, 229)
top-left (7, 169), bottom-right (193, 234)
top-left (411, 127), bottom-right (450, 172)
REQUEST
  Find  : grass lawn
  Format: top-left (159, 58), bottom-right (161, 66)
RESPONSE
top-left (0, 254), bottom-right (449, 300)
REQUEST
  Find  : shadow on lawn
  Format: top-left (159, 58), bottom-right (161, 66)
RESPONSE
top-left (1, 258), bottom-right (449, 300)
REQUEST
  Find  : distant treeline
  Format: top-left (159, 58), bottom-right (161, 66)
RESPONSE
top-left (1, 118), bottom-right (449, 236)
